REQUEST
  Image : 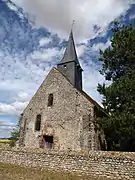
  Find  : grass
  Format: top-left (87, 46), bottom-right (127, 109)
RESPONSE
top-left (0, 139), bottom-right (11, 144)
top-left (0, 163), bottom-right (108, 180)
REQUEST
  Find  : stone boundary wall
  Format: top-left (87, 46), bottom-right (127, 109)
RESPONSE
top-left (0, 148), bottom-right (135, 179)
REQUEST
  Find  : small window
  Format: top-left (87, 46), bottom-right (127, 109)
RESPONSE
top-left (35, 114), bottom-right (41, 131)
top-left (48, 93), bottom-right (53, 107)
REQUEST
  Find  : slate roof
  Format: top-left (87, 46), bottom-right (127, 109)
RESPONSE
top-left (58, 30), bottom-right (82, 68)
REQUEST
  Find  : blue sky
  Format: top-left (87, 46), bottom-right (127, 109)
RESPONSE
top-left (0, 0), bottom-right (135, 138)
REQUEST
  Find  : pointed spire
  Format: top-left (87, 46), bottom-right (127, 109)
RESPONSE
top-left (57, 26), bottom-right (83, 91)
top-left (59, 29), bottom-right (80, 66)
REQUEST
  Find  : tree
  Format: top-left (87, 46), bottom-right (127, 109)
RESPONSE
top-left (97, 21), bottom-right (135, 151)
top-left (9, 124), bottom-right (20, 147)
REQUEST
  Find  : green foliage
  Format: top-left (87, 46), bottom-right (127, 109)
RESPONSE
top-left (9, 127), bottom-right (20, 147)
top-left (97, 21), bottom-right (135, 151)
top-left (11, 129), bottom-right (20, 139)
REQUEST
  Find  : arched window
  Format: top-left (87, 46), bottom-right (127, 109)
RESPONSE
top-left (48, 93), bottom-right (53, 107)
top-left (35, 114), bottom-right (41, 131)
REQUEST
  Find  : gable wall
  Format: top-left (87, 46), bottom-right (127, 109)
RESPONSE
top-left (19, 68), bottom-right (99, 151)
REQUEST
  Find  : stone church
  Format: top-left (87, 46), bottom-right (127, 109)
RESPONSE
top-left (19, 31), bottom-right (106, 151)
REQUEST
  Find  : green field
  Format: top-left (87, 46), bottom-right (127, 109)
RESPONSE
top-left (0, 139), bottom-right (11, 144)
top-left (0, 163), bottom-right (108, 180)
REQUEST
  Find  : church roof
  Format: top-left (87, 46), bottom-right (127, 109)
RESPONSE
top-left (59, 30), bottom-right (81, 68)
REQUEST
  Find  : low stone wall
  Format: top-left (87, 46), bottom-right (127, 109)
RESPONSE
top-left (0, 148), bottom-right (135, 179)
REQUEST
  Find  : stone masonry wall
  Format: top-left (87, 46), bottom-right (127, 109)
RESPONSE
top-left (19, 68), bottom-right (100, 151)
top-left (0, 148), bottom-right (135, 180)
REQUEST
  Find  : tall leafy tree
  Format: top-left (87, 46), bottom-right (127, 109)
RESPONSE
top-left (97, 21), bottom-right (135, 151)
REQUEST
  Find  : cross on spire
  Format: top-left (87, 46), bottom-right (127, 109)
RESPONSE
top-left (71, 20), bottom-right (75, 31)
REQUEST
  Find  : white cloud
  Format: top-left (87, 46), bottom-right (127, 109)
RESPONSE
top-left (39, 37), bottom-right (52, 47)
top-left (11, 0), bottom-right (130, 42)
top-left (12, 101), bottom-right (28, 112)
top-left (81, 60), bottom-right (105, 104)
top-left (76, 44), bottom-right (86, 58)
top-left (0, 47), bottom-right (60, 116)
top-left (6, 1), bottom-right (18, 12)
top-left (0, 120), bottom-right (15, 129)
top-left (0, 101), bottom-right (28, 115)
top-left (16, 92), bottom-right (30, 102)
top-left (0, 103), bottom-right (16, 115)
top-left (0, 119), bottom-right (16, 138)
top-left (30, 47), bottom-right (61, 62)
top-left (92, 39), bottom-right (111, 52)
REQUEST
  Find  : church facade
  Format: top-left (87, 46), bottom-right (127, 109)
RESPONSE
top-left (19, 31), bottom-right (106, 151)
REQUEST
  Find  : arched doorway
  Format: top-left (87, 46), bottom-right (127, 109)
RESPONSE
top-left (43, 135), bottom-right (53, 149)
top-left (42, 124), bottom-right (54, 150)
